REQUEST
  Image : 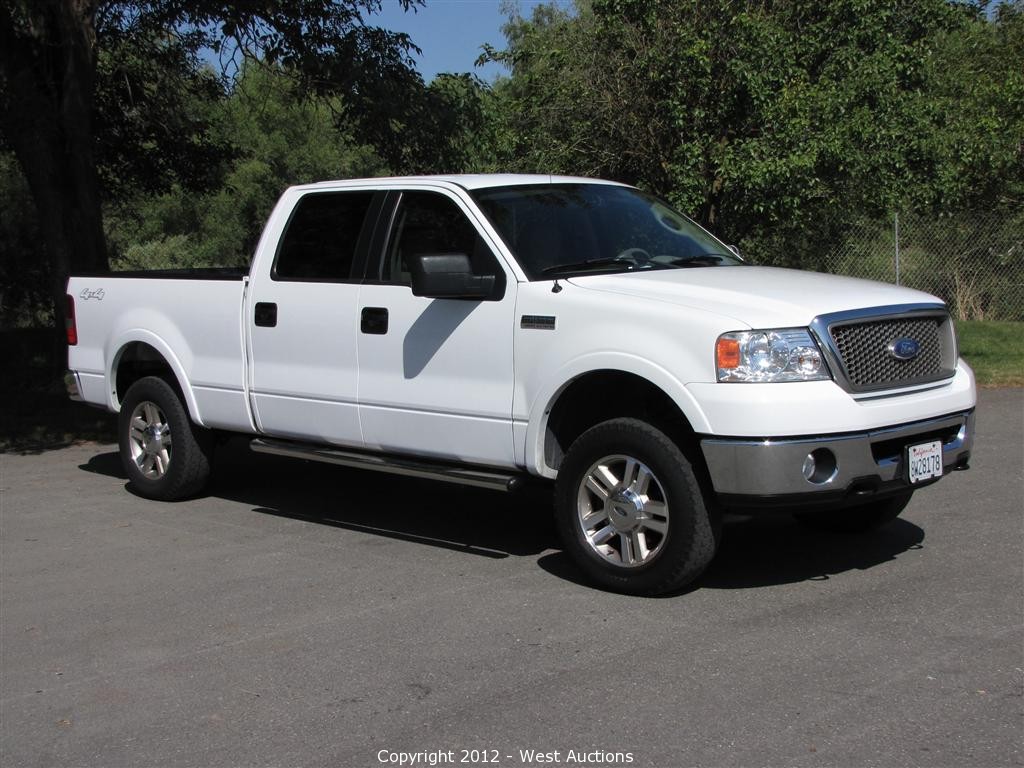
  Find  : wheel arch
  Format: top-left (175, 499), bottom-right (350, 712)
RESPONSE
top-left (108, 332), bottom-right (202, 424)
top-left (525, 360), bottom-right (711, 479)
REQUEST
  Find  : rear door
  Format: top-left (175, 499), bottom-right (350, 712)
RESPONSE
top-left (356, 188), bottom-right (519, 468)
top-left (247, 189), bottom-right (380, 447)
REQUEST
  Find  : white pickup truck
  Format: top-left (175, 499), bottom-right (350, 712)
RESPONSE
top-left (67, 174), bottom-right (975, 594)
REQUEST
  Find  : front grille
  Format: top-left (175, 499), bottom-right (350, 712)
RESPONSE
top-left (829, 316), bottom-right (948, 391)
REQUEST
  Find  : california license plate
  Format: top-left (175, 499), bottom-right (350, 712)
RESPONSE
top-left (908, 440), bottom-right (943, 484)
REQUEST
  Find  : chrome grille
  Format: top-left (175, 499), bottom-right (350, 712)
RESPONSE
top-left (829, 316), bottom-right (947, 390)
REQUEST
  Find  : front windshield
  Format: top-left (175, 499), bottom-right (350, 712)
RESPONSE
top-left (471, 183), bottom-right (743, 279)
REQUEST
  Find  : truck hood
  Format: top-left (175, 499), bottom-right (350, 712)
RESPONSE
top-left (566, 265), bottom-right (943, 328)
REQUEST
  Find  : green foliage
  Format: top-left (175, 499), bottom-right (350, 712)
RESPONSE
top-left (398, 73), bottom-right (495, 173)
top-left (922, 1), bottom-right (1024, 208)
top-left (3, 0), bottom-right (1022, 332)
top-left (107, 63), bottom-right (387, 270)
top-left (483, 0), bottom-right (1023, 254)
top-left (94, 26), bottom-right (233, 197)
top-left (0, 0), bottom-right (430, 340)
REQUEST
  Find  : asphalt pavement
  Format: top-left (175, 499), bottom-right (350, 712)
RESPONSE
top-left (1, 388), bottom-right (1021, 768)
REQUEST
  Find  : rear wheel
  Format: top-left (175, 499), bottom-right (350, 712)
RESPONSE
top-left (795, 491), bottom-right (913, 533)
top-left (555, 418), bottom-right (718, 595)
top-left (119, 376), bottom-right (212, 500)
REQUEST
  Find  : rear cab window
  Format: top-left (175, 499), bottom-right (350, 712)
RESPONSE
top-left (273, 191), bottom-right (376, 281)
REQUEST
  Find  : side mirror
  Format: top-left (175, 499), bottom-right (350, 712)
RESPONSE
top-left (727, 244), bottom-right (743, 260)
top-left (409, 253), bottom-right (495, 300)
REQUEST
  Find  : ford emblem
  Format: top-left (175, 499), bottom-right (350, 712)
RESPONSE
top-left (888, 337), bottom-right (921, 361)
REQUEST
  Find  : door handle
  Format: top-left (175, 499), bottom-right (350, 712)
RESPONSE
top-left (361, 307), bottom-right (388, 335)
top-left (254, 302), bottom-right (277, 328)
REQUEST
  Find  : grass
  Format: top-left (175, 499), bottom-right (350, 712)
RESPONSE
top-left (956, 321), bottom-right (1024, 387)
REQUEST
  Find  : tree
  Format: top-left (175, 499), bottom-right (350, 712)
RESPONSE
top-left (923, 0), bottom-right (1024, 208)
top-left (105, 61), bottom-right (387, 272)
top-left (0, 152), bottom-right (49, 328)
top-left (93, 14), bottom-right (235, 201)
top-left (483, 0), bottom-right (1019, 260)
top-left (392, 72), bottom-right (495, 173)
top-left (0, 0), bottom-right (422, 334)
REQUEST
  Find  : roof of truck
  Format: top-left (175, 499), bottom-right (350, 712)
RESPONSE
top-left (302, 174), bottom-right (630, 191)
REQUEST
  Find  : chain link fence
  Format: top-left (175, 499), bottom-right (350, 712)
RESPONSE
top-left (816, 208), bottom-right (1024, 321)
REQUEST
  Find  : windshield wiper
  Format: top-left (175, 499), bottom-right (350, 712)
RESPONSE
top-left (540, 258), bottom-right (638, 276)
top-left (668, 254), bottom-right (727, 267)
top-left (542, 253), bottom-right (730, 276)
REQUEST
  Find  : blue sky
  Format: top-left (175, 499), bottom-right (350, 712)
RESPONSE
top-left (366, 0), bottom-right (573, 83)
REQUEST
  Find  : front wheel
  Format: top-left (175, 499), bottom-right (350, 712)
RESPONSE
top-left (119, 376), bottom-right (212, 500)
top-left (555, 418), bottom-right (718, 595)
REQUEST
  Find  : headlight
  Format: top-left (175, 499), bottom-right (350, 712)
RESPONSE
top-left (716, 329), bottom-right (830, 383)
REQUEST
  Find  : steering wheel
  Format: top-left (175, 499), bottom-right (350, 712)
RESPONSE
top-left (614, 247), bottom-right (652, 265)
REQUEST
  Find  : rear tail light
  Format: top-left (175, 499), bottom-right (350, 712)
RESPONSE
top-left (65, 294), bottom-right (78, 345)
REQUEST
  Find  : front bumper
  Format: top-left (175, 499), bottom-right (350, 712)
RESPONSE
top-left (701, 410), bottom-right (974, 509)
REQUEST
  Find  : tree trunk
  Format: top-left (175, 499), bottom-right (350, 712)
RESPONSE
top-left (0, 1), bottom-right (108, 365)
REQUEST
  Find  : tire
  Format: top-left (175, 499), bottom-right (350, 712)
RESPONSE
top-left (119, 376), bottom-right (212, 500)
top-left (795, 491), bottom-right (913, 533)
top-left (555, 418), bottom-right (718, 595)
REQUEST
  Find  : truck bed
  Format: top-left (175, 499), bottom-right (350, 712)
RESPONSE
top-left (67, 272), bottom-right (253, 433)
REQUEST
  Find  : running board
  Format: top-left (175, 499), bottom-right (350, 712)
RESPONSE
top-left (250, 438), bottom-right (526, 493)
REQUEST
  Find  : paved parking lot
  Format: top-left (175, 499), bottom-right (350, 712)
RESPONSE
top-left (1, 388), bottom-right (1021, 768)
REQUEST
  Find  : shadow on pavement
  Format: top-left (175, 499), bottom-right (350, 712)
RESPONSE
top-left (536, 516), bottom-right (924, 594)
top-left (80, 439), bottom-right (558, 559)
top-left (80, 449), bottom-right (125, 478)
top-left (700, 515), bottom-right (924, 589)
top-left (80, 440), bottom-right (925, 590)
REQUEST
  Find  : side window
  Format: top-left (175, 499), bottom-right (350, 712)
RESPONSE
top-left (273, 191), bottom-right (374, 281)
top-left (382, 191), bottom-right (503, 289)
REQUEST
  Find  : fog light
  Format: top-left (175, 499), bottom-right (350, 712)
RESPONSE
top-left (802, 448), bottom-right (838, 485)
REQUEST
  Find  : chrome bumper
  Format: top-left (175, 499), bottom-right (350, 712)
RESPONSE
top-left (701, 410), bottom-right (974, 499)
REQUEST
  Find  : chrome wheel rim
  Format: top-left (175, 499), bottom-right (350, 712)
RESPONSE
top-left (576, 454), bottom-right (669, 568)
top-left (128, 401), bottom-right (172, 479)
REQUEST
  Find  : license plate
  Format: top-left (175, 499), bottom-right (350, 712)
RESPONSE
top-left (908, 440), bottom-right (943, 484)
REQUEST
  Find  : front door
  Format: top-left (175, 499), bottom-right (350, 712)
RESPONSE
top-left (356, 189), bottom-right (518, 468)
